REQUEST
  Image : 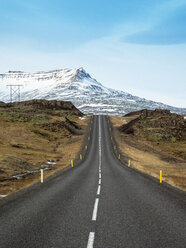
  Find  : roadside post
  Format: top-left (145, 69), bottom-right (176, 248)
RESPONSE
top-left (160, 170), bottom-right (162, 183)
top-left (71, 160), bottom-right (74, 168)
top-left (40, 169), bottom-right (44, 183)
top-left (128, 160), bottom-right (131, 167)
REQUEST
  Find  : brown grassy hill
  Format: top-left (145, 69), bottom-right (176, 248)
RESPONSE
top-left (0, 100), bottom-right (89, 196)
top-left (110, 109), bottom-right (186, 191)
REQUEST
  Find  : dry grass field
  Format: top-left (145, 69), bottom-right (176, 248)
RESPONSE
top-left (110, 111), bottom-right (186, 191)
top-left (0, 100), bottom-right (90, 197)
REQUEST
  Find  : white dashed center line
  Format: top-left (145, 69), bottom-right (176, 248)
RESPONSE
top-left (87, 232), bottom-right (95, 248)
top-left (97, 185), bottom-right (101, 195)
top-left (92, 198), bottom-right (99, 221)
top-left (87, 116), bottom-right (102, 247)
top-left (99, 116), bottom-right (101, 170)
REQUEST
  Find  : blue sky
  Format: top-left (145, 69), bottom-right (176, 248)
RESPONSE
top-left (0, 0), bottom-right (186, 107)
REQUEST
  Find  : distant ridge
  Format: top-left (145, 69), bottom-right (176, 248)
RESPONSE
top-left (0, 68), bottom-right (186, 115)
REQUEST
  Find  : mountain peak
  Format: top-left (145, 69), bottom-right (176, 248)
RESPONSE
top-left (74, 67), bottom-right (90, 80)
top-left (77, 67), bottom-right (85, 72)
top-left (72, 67), bottom-right (102, 86)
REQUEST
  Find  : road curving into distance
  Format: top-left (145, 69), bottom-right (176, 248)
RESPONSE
top-left (0, 116), bottom-right (186, 248)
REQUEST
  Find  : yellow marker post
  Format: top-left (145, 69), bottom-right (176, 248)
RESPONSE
top-left (160, 170), bottom-right (162, 183)
top-left (128, 160), bottom-right (131, 167)
top-left (118, 154), bottom-right (120, 160)
top-left (80, 154), bottom-right (82, 160)
top-left (71, 160), bottom-right (73, 168)
top-left (114, 145), bottom-right (116, 150)
top-left (40, 169), bottom-right (44, 183)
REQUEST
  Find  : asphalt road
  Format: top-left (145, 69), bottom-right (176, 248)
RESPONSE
top-left (0, 115), bottom-right (186, 248)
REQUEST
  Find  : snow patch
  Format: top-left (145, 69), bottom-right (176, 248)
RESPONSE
top-left (47, 161), bottom-right (56, 165)
top-left (79, 116), bottom-right (86, 120)
top-left (0, 195), bottom-right (7, 198)
top-left (12, 164), bottom-right (53, 179)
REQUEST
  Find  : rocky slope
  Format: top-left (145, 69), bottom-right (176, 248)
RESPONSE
top-left (120, 109), bottom-right (186, 144)
top-left (0, 68), bottom-right (186, 115)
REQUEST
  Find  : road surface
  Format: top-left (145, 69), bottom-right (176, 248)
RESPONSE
top-left (0, 116), bottom-right (186, 247)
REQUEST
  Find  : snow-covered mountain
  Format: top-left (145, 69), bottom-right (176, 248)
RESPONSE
top-left (0, 68), bottom-right (186, 115)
